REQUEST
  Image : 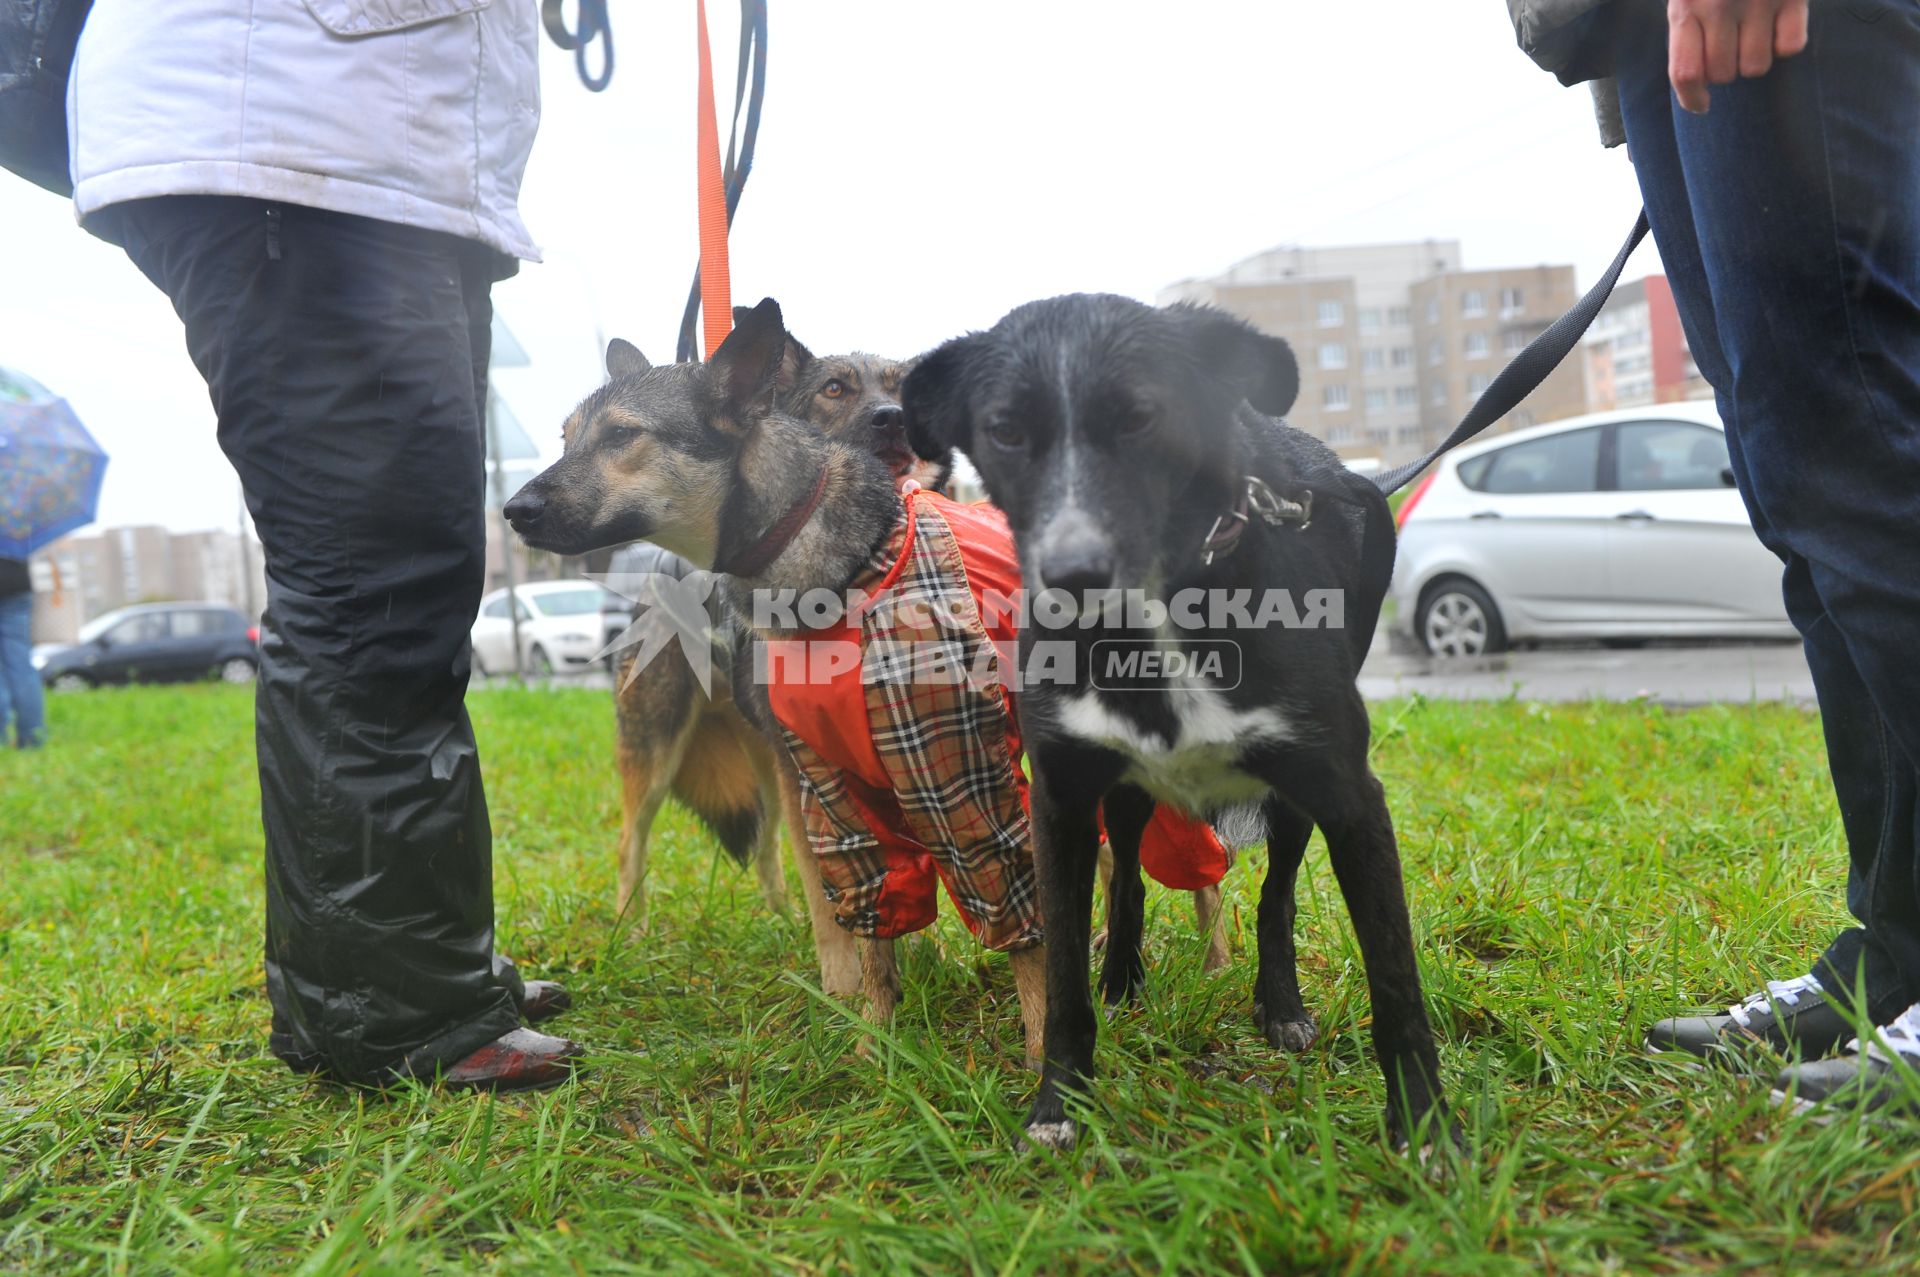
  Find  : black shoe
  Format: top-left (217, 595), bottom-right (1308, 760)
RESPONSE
top-left (1771, 1003), bottom-right (1920, 1119)
top-left (1645, 974), bottom-right (1852, 1062)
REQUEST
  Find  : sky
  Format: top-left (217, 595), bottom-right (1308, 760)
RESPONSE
top-left (0, 1), bottom-right (1659, 536)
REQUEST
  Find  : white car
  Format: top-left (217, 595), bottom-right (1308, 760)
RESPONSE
top-left (470, 579), bottom-right (615, 677)
top-left (1391, 403), bottom-right (1795, 656)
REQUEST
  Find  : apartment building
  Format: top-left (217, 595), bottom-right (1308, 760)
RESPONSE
top-left (1585, 274), bottom-right (1712, 410)
top-left (1409, 264), bottom-right (1585, 447)
top-left (28, 525), bottom-right (266, 644)
top-left (1161, 240), bottom-right (1588, 468)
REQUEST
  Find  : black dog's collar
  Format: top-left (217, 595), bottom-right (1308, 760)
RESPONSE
top-left (1200, 476), bottom-right (1312, 566)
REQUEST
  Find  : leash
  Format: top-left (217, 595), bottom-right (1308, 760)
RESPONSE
top-left (541, 2), bottom-right (767, 362)
top-left (1372, 211), bottom-right (1649, 495)
top-left (1199, 211), bottom-right (1650, 564)
top-left (678, 0), bottom-right (769, 362)
top-left (693, 0), bottom-right (733, 359)
top-left (541, 0), bottom-right (613, 91)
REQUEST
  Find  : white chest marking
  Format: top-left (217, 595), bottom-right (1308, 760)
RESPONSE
top-left (1054, 689), bottom-right (1292, 809)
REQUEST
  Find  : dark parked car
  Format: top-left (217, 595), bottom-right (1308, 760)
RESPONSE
top-left (38, 603), bottom-right (260, 690)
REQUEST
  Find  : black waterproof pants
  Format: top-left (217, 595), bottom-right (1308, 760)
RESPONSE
top-left (110, 196), bottom-right (523, 1082)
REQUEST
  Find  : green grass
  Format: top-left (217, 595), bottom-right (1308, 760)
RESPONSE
top-left (3, 685), bottom-right (1918, 1274)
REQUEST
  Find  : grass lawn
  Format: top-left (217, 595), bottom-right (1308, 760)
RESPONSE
top-left (3, 684), bottom-right (1918, 1274)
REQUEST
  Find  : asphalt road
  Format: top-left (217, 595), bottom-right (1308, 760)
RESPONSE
top-left (1359, 639), bottom-right (1814, 705)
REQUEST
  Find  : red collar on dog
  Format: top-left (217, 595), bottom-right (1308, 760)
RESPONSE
top-left (719, 466), bottom-right (830, 578)
top-left (1200, 476), bottom-right (1313, 566)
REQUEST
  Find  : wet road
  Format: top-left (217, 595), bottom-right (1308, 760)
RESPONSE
top-left (1358, 640), bottom-right (1813, 705)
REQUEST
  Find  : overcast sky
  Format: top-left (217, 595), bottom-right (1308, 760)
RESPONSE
top-left (0, 1), bottom-right (1658, 535)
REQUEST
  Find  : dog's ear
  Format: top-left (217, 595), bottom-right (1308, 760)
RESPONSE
top-left (901, 334), bottom-right (982, 460)
top-left (606, 337), bottom-right (651, 381)
top-left (1173, 304), bottom-right (1300, 418)
top-left (778, 333), bottom-right (814, 394)
top-left (707, 297), bottom-right (788, 427)
top-left (730, 303), bottom-right (813, 392)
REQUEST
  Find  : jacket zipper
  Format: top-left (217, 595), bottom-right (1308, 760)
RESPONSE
top-left (265, 207), bottom-right (282, 261)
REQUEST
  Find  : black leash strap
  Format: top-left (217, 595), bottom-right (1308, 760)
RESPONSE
top-left (1372, 210), bottom-right (1650, 495)
top-left (677, 0), bottom-right (769, 363)
top-left (542, 0), bottom-right (614, 92)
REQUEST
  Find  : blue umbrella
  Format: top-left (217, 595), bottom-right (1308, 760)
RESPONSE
top-left (0, 366), bottom-right (109, 559)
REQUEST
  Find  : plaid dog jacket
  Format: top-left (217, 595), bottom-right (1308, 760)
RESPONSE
top-left (766, 490), bottom-right (1228, 951)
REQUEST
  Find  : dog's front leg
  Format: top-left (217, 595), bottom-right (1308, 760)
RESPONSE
top-left (1252, 795), bottom-right (1317, 1052)
top-left (1009, 944), bottom-right (1047, 1071)
top-left (1023, 759), bottom-right (1105, 1151)
top-left (1194, 885), bottom-right (1230, 973)
top-left (858, 936), bottom-right (901, 1045)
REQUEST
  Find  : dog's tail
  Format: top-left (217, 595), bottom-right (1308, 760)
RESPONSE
top-left (670, 715), bottom-right (768, 866)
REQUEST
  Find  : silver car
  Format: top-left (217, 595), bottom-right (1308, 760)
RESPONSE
top-left (1390, 404), bottom-right (1795, 656)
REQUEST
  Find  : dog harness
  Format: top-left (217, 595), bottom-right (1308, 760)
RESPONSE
top-left (766, 489), bottom-right (1230, 950)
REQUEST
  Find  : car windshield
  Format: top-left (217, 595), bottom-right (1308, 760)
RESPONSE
top-left (529, 587), bottom-right (606, 618)
top-left (76, 609), bottom-right (133, 643)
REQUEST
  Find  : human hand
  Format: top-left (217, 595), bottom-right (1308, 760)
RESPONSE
top-left (1668, 0), bottom-right (1810, 113)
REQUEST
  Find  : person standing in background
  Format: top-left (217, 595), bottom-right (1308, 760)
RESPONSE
top-left (66, 0), bottom-right (581, 1090)
top-left (1508, 0), bottom-right (1920, 1115)
top-left (0, 554), bottom-right (47, 748)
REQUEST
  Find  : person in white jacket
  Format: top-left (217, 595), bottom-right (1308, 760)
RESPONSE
top-left (69, 0), bottom-right (581, 1090)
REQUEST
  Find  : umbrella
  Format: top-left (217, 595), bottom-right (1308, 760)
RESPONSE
top-left (0, 365), bottom-right (109, 559)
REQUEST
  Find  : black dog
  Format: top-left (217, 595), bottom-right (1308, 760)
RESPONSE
top-left (901, 294), bottom-right (1448, 1150)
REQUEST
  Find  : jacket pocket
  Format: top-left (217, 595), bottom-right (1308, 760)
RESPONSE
top-left (301, 0), bottom-right (491, 37)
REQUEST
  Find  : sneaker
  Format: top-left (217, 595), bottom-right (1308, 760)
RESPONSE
top-left (1645, 973), bottom-right (1852, 1062)
top-left (1772, 1001), bottom-right (1920, 1118)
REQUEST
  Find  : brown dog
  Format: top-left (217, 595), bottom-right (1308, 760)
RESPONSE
top-left (600, 329), bottom-right (940, 1005)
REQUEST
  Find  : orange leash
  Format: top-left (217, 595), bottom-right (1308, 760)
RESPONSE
top-left (695, 0), bottom-right (733, 359)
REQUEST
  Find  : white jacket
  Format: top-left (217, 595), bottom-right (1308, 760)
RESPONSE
top-left (68, 0), bottom-right (541, 260)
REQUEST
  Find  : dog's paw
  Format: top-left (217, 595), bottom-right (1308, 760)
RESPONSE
top-left (1263, 1015), bottom-right (1318, 1054)
top-left (1387, 1102), bottom-right (1464, 1171)
top-left (1023, 1120), bottom-right (1078, 1153)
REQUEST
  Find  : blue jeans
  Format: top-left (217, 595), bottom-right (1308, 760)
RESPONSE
top-left (1615, 1), bottom-right (1920, 1020)
top-left (0, 593), bottom-right (46, 748)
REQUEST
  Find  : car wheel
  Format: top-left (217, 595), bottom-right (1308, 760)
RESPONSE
top-left (1417, 578), bottom-right (1507, 658)
top-left (50, 672), bottom-right (91, 693)
top-left (529, 644), bottom-right (554, 677)
top-left (219, 657), bottom-right (257, 684)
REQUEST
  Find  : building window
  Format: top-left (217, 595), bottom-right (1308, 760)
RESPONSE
top-left (1503, 329), bottom-right (1528, 355)
top-left (1367, 427), bottom-right (1392, 446)
top-left (1393, 384), bottom-right (1419, 408)
top-left (1425, 299), bottom-right (1439, 326)
top-left (1390, 345), bottom-right (1414, 368)
top-left (1500, 286), bottom-right (1524, 314)
top-left (1427, 339), bottom-right (1443, 366)
top-left (1361, 347), bottom-right (1386, 373)
top-left (1317, 300), bottom-right (1344, 328)
top-left (1323, 383), bottom-right (1351, 411)
top-left (1466, 372), bottom-right (1492, 397)
top-left (1388, 305), bottom-right (1412, 327)
top-left (1319, 343), bottom-right (1348, 371)
top-left (1364, 387), bottom-right (1389, 412)
top-left (1464, 332), bottom-right (1489, 360)
top-left (1358, 307), bottom-right (1383, 333)
top-left (1329, 424), bottom-right (1355, 445)
top-left (1397, 425), bottom-right (1424, 443)
top-left (1461, 290), bottom-right (1486, 317)
top-left (1430, 382), bottom-right (1447, 406)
